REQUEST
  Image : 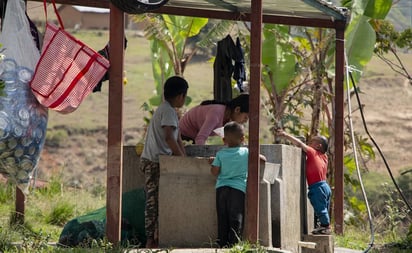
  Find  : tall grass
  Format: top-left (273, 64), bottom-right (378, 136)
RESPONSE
top-left (0, 176), bottom-right (106, 246)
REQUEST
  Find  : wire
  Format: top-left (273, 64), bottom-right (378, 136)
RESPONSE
top-left (344, 58), bottom-right (375, 253)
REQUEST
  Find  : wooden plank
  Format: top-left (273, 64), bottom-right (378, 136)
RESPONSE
top-left (106, 3), bottom-right (124, 244)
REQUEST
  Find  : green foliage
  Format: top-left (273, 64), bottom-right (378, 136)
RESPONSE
top-left (0, 224), bottom-right (14, 252)
top-left (45, 201), bottom-right (75, 226)
top-left (334, 225), bottom-right (372, 250)
top-left (364, 0), bottom-right (392, 19)
top-left (0, 181), bottom-right (13, 204)
top-left (134, 14), bottom-right (208, 106)
top-left (398, 169), bottom-right (412, 204)
top-left (45, 129), bottom-right (69, 148)
top-left (90, 184), bottom-right (106, 200)
top-left (262, 24), bottom-right (297, 94)
top-left (19, 228), bottom-right (51, 252)
top-left (228, 241), bottom-right (267, 253)
top-left (36, 176), bottom-right (63, 198)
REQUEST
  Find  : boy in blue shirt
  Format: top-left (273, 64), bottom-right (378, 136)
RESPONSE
top-left (210, 121), bottom-right (266, 247)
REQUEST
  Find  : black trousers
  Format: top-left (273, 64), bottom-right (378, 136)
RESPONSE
top-left (216, 186), bottom-right (245, 248)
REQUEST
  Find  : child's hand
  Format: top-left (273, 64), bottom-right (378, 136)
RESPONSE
top-left (276, 129), bottom-right (286, 137)
top-left (208, 157), bottom-right (215, 164)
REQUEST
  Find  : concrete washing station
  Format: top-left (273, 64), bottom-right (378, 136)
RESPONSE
top-left (122, 144), bottom-right (320, 252)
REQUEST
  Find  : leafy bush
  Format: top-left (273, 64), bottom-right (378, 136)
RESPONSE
top-left (45, 129), bottom-right (69, 148)
top-left (0, 182), bottom-right (13, 204)
top-left (45, 202), bottom-right (75, 226)
top-left (0, 225), bottom-right (14, 252)
top-left (36, 176), bottom-right (63, 198)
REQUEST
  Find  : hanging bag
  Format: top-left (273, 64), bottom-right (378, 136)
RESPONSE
top-left (0, 0), bottom-right (48, 194)
top-left (30, 0), bottom-right (110, 114)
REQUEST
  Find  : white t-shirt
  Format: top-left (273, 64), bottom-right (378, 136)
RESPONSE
top-left (141, 101), bottom-right (179, 163)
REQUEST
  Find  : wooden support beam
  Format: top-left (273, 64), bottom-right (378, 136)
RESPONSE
top-left (333, 21), bottom-right (346, 235)
top-left (14, 187), bottom-right (25, 224)
top-left (106, 3), bottom-right (124, 244)
top-left (246, 0), bottom-right (262, 243)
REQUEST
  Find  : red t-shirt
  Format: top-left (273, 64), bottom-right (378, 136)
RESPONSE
top-left (305, 146), bottom-right (328, 186)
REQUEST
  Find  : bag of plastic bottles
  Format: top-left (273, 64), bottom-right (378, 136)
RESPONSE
top-left (0, 0), bottom-right (48, 194)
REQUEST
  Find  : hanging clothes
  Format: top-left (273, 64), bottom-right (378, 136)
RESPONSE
top-left (233, 37), bottom-right (246, 92)
top-left (213, 35), bottom-right (246, 102)
top-left (93, 38), bottom-right (128, 92)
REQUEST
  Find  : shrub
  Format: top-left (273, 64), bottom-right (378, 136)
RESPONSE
top-left (36, 176), bottom-right (63, 198)
top-left (45, 201), bottom-right (75, 226)
top-left (45, 129), bottom-right (69, 148)
top-left (0, 182), bottom-right (13, 204)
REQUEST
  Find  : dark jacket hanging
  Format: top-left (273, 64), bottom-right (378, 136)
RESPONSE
top-left (213, 35), bottom-right (246, 103)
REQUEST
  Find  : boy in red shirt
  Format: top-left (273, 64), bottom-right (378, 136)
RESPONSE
top-left (276, 129), bottom-right (331, 235)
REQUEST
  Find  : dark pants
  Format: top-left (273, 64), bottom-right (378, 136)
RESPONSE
top-left (216, 186), bottom-right (245, 248)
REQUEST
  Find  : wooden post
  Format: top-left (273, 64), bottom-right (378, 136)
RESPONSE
top-left (106, 3), bottom-right (125, 243)
top-left (246, 0), bottom-right (263, 243)
top-left (333, 21), bottom-right (346, 235)
top-left (14, 187), bottom-right (25, 224)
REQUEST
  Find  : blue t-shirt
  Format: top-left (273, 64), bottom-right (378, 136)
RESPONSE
top-left (211, 146), bottom-right (249, 193)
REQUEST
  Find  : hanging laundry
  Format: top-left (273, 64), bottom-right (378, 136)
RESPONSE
top-left (93, 38), bottom-right (128, 92)
top-left (213, 35), bottom-right (246, 102)
top-left (233, 37), bottom-right (246, 92)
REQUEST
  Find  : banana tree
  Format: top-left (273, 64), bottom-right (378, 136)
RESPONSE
top-left (134, 14), bottom-right (209, 107)
top-left (344, 0), bottom-right (393, 85)
top-left (133, 15), bottom-right (235, 142)
top-left (133, 15), bottom-right (235, 105)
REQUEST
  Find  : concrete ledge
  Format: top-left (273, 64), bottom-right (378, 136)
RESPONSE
top-left (302, 234), bottom-right (333, 253)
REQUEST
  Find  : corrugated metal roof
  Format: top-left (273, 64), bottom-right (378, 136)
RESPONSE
top-left (73, 5), bottom-right (110, 13)
top-left (162, 0), bottom-right (348, 21)
top-left (29, 0), bottom-right (348, 27)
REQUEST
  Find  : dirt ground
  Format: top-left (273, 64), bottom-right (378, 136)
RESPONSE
top-left (351, 76), bottom-right (412, 176)
top-left (23, 74), bottom-right (411, 190)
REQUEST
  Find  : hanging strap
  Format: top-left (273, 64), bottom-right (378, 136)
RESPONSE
top-left (43, 0), bottom-right (65, 30)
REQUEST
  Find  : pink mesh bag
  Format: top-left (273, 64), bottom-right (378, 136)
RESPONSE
top-left (30, 0), bottom-right (110, 114)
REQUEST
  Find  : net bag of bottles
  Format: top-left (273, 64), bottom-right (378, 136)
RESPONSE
top-left (30, 0), bottom-right (110, 114)
top-left (0, 0), bottom-right (48, 194)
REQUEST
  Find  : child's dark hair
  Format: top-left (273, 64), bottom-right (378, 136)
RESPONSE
top-left (318, 136), bottom-right (329, 154)
top-left (224, 121), bottom-right (244, 138)
top-left (164, 76), bottom-right (189, 99)
top-left (200, 94), bottom-right (249, 113)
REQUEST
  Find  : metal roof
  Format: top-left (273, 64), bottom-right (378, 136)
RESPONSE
top-left (33, 0), bottom-right (348, 28)
top-left (161, 0), bottom-right (348, 21)
top-left (72, 5), bottom-right (110, 13)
